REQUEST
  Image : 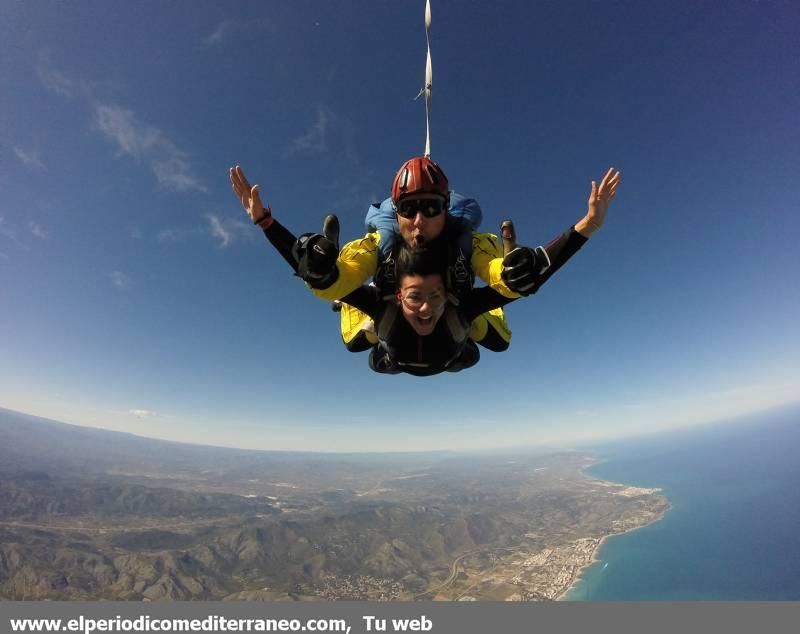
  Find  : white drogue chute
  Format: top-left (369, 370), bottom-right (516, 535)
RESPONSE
top-left (424, 0), bottom-right (432, 158)
top-left (412, 0), bottom-right (435, 158)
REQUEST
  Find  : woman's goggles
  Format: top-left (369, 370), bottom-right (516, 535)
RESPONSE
top-left (395, 197), bottom-right (446, 219)
top-left (400, 290), bottom-right (447, 310)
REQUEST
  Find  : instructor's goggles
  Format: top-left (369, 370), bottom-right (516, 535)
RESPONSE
top-left (395, 197), bottom-right (446, 219)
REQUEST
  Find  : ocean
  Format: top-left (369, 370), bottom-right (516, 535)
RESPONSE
top-left (565, 404), bottom-right (800, 600)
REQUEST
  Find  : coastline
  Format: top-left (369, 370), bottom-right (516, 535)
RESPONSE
top-left (554, 534), bottom-right (608, 601)
top-left (553, 461), bottom-right (673, 601)
top-left (554, 503), bottom-right (672, 601)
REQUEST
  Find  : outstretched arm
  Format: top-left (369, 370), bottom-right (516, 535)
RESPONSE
top-left (499, 167), bottom-right (622, 296)
top-left (229, 164), bottom-right (308, 274)
top-left (229, 164), bottom-right (342, 285)
top-left (471, 168), bottom-right (621, 297)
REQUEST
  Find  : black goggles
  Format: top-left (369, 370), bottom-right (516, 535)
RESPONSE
top-left (395, 198), bottom-right (446, 219)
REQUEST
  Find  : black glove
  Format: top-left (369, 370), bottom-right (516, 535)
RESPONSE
top-left (293, 233), bottom-right (338, 288)
top-left (292, 214), bottom-right (340, 289)
top-left (501, 246), bottom-right (550, 295)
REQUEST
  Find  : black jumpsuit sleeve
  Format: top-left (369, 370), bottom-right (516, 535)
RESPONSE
top-left (263, 220), bottom-right (300, 273)
top-left (460, 287), bottom-right (516, 323)
top-left (460, 226), bottom-right (588, 321)
top-left (339, 287), bottom-right (380, 319)
top-left (527, 226), bottom-right (588, 294)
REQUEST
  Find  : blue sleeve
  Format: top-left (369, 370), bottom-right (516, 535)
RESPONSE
top-left (446, 192), bottom-right (482, 257)
top-left (365, 197), bottom-right (398, 259)
top-left (448, 192), bottom-right (482, 231)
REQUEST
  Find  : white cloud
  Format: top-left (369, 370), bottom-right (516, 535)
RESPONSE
top-left (36, 60), bottom-right (206, 194)
top-left (205, 19), bottom-right (235, 46)
top-left (291, 106), bottom-right (331, 155)
top-left (288, 106), bottom-right (360, 167)
top-left (37, 63), bottom-right (78, 98)
top-left (158, 228), bottom-right (179, 242)
top-left (94, 105), bottom-right (160, 158)
top-left (0, 216), bottom-right (19, 243)
top-left (14, 146), bottom-right (46, 170)
top-left (93, 104), bottom-right (207, 193)
top-left (207, 214), bottom-right (231, 247)
top-left (107, 271), bottom-right (129, 289)
top-left (152, 152), bottom-right (206, 193)
top-left (29, 222), bottom-right (48, 240)
top-left (205, 214), bottom-right (253, 248)
top-left (203, 18), bottom-right (274, 47)
top-left (128, 409), bottom-right (154, 418)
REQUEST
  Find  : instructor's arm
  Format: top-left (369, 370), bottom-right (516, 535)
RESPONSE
top-left (574, 167), bottom-right (621, 238)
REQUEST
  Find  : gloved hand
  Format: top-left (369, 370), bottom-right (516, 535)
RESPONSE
top-left (292, 214), bottom-right (340, 289)
top-left (499, 220), bottom-right (550, 295)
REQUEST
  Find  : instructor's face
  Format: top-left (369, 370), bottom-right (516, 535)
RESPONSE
top-left (397, 273), bottom-right (447, 336)
top-left (396, 195), bottom-right (446, 247)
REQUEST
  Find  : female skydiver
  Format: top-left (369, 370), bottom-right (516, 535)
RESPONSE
top-left (344, 242), bottom-right (510, 375)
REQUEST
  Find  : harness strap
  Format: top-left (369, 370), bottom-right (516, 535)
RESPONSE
top-left (376, 302), bottom-right (400, 343)
top-left (443, 305), bottom-right (469, 344)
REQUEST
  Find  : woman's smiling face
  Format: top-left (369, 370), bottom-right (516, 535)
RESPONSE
top-left (397, 273), bottom-right (448, 336)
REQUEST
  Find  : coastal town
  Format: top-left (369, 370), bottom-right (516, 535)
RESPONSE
top-left (0, 410), bottom-right (671, 601)
top-left (304, 485), bottom-right (670, 602)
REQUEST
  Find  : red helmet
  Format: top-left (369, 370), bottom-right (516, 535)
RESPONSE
top-left (391, 156), bottom-right (449, 203)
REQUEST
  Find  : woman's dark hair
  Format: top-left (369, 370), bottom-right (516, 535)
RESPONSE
top-left (395, 241), bottom-right (448, 281)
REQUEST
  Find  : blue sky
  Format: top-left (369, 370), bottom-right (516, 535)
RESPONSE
top-left (1, 1), bottom-right (798, 452)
